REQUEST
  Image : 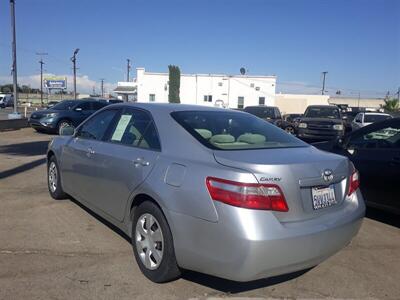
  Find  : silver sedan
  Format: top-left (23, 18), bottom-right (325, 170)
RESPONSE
top-left (47, 103), bottom-right (365, 283)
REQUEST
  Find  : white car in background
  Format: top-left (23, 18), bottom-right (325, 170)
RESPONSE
top-left (352, 112), bottom-right (392, 130)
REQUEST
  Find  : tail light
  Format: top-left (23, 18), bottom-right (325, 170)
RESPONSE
top-left (206, 177), bottom-right (289, 212)
top-left (347, 170), bottom-right (360, 196)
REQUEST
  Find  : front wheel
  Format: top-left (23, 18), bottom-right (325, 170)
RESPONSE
top-left (132, 201), bottom-right (181, 283)
top-left (285, 126), bottom-right (295, 134)
top-left (57, 119), bottom-right (73, 135)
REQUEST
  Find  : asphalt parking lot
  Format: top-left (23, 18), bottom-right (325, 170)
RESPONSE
top-left (1, 128), bottom-right (399, 300)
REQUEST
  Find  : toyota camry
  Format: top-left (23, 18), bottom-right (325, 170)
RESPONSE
top-left (47, 103), bottom-right (365, 283)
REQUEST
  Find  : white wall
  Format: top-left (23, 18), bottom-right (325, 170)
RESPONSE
top-left (135, 68), bottom-right (276, 108)
top-left (275, 94), bottom-right (330, 114)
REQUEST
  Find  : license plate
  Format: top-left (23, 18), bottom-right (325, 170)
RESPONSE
top-left (312, 185), bottom-right (336, 210)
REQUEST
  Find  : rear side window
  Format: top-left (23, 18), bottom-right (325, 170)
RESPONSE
top-left (77, 109), bottom-right (118, 140)
top-left (171, 111), bottom-right (307, 150)
top-left (244, 107), bottom-right (275, 119)
top-left (107, 108), bottom-right (161, 151)
top-left (364, 114), bottom-right (391, 123)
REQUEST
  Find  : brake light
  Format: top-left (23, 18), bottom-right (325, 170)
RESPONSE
top-left (206, 177), bottom-right (289, 212)
top-left (348, 170), bottom-right (360, 196)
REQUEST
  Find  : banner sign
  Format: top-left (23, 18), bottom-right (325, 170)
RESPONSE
top-left (43, 77), bottom-right (67, 89)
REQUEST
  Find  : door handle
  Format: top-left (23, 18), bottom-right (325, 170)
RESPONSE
top-left (133, 157), bottom-right (150, 167)
top-left (86, 147), bottom-right (95, 157)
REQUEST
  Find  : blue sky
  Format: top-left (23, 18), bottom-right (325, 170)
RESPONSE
top-left (0, 0), bottom-right (399, 97)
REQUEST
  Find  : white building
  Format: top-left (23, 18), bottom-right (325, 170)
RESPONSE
top-left (114, 67), bottom-right (277, 109)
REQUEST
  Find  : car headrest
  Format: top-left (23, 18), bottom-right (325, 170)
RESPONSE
top-left (237, 133), bottom-right (266, 144)
top-left (195, 129), bottom-right (212, 140)
top-left (210, 134), bottom-right (235, 144)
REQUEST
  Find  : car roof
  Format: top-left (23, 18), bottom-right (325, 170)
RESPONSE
top-left (109, 102), bottom-right (230, 113)
top-left (307, 105), bottom-right (338, 108)
top-left (362, 112), bottom-right (390, 115)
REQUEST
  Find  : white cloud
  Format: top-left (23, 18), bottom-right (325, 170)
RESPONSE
top-left (0, 73), bottom-right (117, 95)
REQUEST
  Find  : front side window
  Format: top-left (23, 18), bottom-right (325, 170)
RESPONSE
top-left (348, 124), bottom-right (400, 149)
top-left (76, 102), bottom-right (92, 111)
top-left (51, 100), bottom-right (76, 110)
top-left (304, 107), bottom-right (340, 119)
top-left (108, 108), bottom-right (161, 150)
top-left (92, 102), bottom-right (107, 110)
top-left (77, 109), bottom-right (118, 140)
top-left (364, 114), bottom-right (391, 123)
top-left (171, 111), bottom-right (307, 150)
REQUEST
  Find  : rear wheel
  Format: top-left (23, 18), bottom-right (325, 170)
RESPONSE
top-left (48, 156), bottom-right (67, 200)
top-left (132, 201), bottom-right (181, 283)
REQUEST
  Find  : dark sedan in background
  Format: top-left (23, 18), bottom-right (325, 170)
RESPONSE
top-left (29, 99), bottom-right (108, 134)
top-left (314, 117), bottom-right (400, 214)
top-left (297, 105), bottom-right (345, 142)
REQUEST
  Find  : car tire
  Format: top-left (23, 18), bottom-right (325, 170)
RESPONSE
top-left (47, 155), bottom-right (67, 200)
top-left (57, 119), bottom-right (73, 135)
top-left (132, 201), bottom-right (181, 283)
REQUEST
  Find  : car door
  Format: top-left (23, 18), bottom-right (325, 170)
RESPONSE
top-left (80, 107), bottom-right (161, 221)
top-left (73, 102), bottom-right (94, 126)
top-left (345, 119), bottom-right (400, 212)
top-left (352, 113), bottom-right (363, 130)
top-left (61, 108), bottom-right (120, 202)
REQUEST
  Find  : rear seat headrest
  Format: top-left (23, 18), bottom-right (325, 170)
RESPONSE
top-left (210, 134), bottom-right (235, 144)
top-left (237, 133), bottom-right (266, 144)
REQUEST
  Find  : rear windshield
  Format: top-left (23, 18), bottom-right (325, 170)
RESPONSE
top-left (304, 107), bottom-right (340, 119)
top-left (364, 114), bottom-right (391, 123)
top-left (244, 107), bottom-right (276, 119)
top-left (171, 111), bottom-right (307, 150)
top-left (51, 100), bottom-right (77, 110)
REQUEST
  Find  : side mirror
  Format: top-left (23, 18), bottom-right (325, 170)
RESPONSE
top-left (75, 107), bottom-right (82, 112)
top-left (59, 125), bottom-right (75, 136)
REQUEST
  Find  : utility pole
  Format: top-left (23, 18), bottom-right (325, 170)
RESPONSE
top-left (396, 87), bottom-right (400, 102)
top-left (127, 59), bottom-right (131, 82)
top-left (321, 71), bottom-right (328, 95)
top-left (9, 0), bottom-right (20, 118)
top-left (71, 48), bottom-right (79, 99)
top-left (36, 52), bottom-right (47, 106)
top-left (100, 79), bottom-right (105, 97)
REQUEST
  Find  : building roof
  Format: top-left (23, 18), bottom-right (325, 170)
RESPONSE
top-left (113, 86), bottom-right (137, 94)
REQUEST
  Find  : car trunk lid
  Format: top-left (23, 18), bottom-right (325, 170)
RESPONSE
top-left (213, 146), bottom-right (351, 222)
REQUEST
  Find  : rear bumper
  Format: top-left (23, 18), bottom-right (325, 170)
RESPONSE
top-left (169, 190), bottom-right (365, 282)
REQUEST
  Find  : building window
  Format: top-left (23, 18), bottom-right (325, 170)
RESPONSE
top-left (238, 96), bottom-right (244, 109)
top-left (204, 95), bottom-right (212, 102)
top-left (218, 82), bottom-right (223, 87)
top-left (250, 83), bottom-right (255, 88)
top-left (259, 97), bottom-right (265, 105)
top-left (149, 94), bottom-right (155, 102)
top-left (255, 87), bottom-right (260, 91)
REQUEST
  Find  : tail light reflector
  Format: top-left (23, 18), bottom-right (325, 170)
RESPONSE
top-left (348, 170), bottom-right (360, 196)
top-left (206, 177), bottom-right (288, 212)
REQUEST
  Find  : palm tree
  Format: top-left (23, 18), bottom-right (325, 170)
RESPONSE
top-left (381, 98), bottom-right (399, 112)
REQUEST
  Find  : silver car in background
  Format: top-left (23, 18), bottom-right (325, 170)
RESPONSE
top-left (47, 103), bottom-right (365, 283)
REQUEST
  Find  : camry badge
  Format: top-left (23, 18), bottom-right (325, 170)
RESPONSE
top-left (322, 169), bottom-right (334, 182)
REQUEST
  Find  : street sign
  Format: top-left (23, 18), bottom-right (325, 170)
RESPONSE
top-left (43, 77), bottom-right (67, 89)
